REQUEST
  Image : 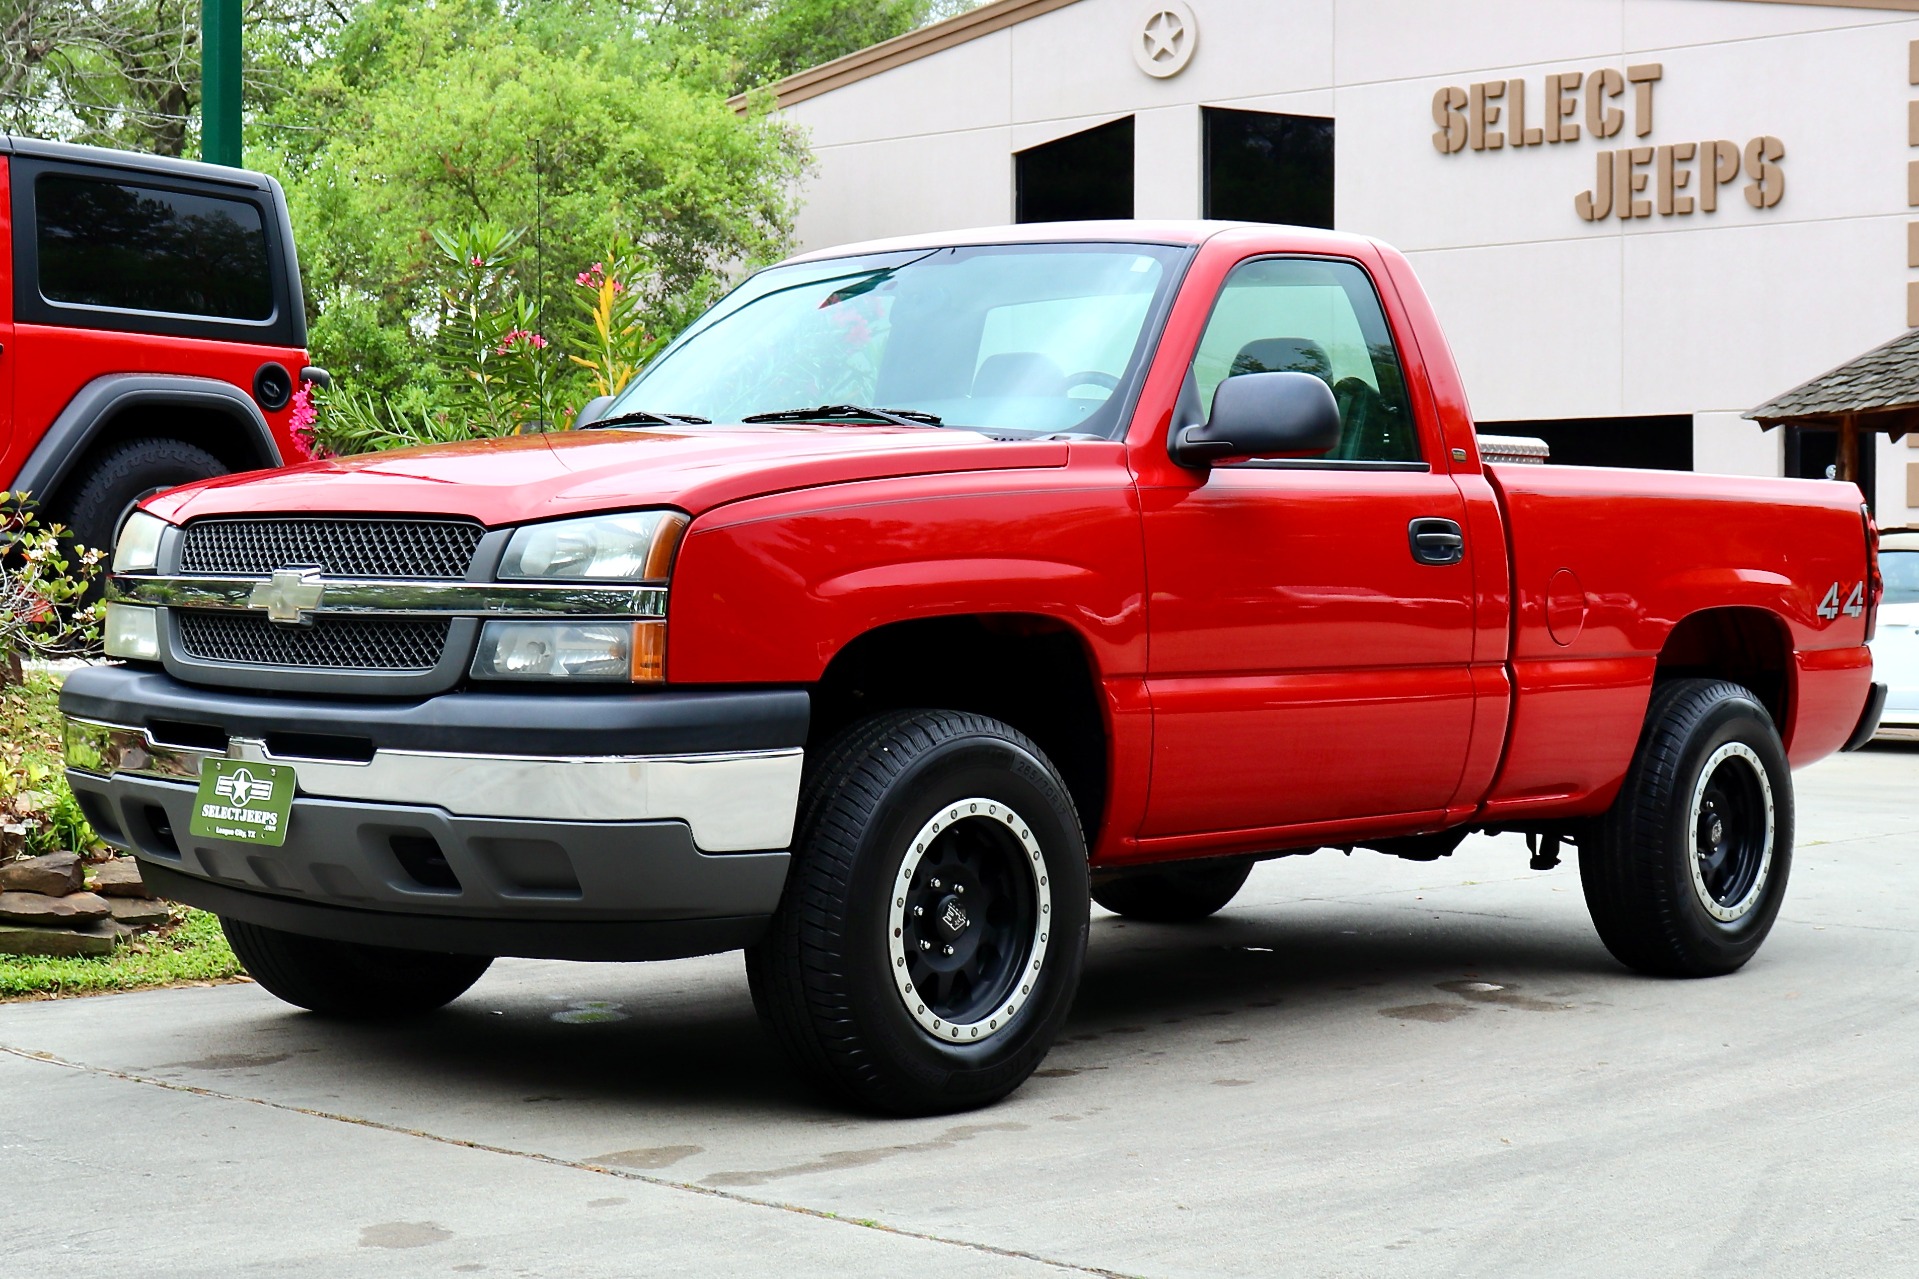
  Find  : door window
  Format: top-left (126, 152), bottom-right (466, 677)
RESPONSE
top-left (1191, 258), bottom-right (1419, 463)
top-left (35, 173), bottom-right (273, 321)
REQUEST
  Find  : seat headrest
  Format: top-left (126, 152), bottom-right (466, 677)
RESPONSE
top-left (973, 352), bottom-right (1065, 398)
top-left (1232, 338), bottom-right (1331, 382)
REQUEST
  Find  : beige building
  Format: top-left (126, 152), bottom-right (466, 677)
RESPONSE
top-left (751, 0), bottom-right (1919, 522)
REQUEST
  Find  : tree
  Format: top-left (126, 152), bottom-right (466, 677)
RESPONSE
top-left (0, 0), bottom-right (343, 156)
top-left (654, 0), bottom-right (975, 95)
top-left (264, 1), bottom-right (806, 432)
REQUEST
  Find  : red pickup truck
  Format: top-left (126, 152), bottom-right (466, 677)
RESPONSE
top-left (1, 137), bottom-right (312, 554)
top-left (61, 222), bottom-right (1882, 1115)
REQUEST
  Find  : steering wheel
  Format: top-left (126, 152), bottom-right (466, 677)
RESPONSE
top-left (1062, 370), bottom-right (1119, 396)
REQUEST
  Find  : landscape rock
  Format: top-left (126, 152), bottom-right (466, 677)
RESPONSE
top-left (90, 858), bottom-right (153, 899)
top-left (107, 898), bottom-right (171, 928)
top-left (0, 850), bottom-right (84, 896)
top-left (0, 922), bottom-right (116, 957)
top-left (0, 890), bottom-right (110, 924)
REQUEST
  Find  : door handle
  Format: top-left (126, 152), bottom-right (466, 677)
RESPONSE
top-left (1408, 517), bottom-right (1465, 566)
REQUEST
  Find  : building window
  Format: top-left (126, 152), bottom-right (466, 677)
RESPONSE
top-left (1015, 117), bottom-right (1134, 223)
top-left (1477, 416), bottom-right (1693, 471)
top-left (1202, 108), bottom-right (1334, 229)
top-left (1785, 426), bottom-right (1876, 510)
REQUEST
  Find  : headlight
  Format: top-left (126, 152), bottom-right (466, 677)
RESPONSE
top-left (499, 511), bottom-right (687, 582)
top-left (471, 620), bottom-right (666, 683)
top-left (111, 511), bottom-right (168, 573)
top-left (104, 604), bottom-right (160, 660)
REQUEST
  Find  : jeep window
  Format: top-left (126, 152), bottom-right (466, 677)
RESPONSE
top-left (613, 242), bottom-right (1188, 437)
top-left (35, 174), bottom-right (273, 321)
top-left (1885, 549), bottom-right (1919, 606)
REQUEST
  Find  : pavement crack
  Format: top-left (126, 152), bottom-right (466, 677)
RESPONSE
top-left (0, 1043), bottom-right (1135, 1279)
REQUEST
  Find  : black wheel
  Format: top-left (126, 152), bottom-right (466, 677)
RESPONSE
top-left (746, 710), bottom-right (1090, 1115)
top-left (220, 918), bottom-right (492, 1017)
top-left (1092, 859), bottom-right (1252, 922)
top-left (51, 438), bottom-right (227, 558)
top-left (1579, 679), bottom-right (1793, 977)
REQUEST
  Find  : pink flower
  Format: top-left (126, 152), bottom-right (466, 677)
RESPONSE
top-left (576, 271), bottom-right (592, 286)
top-left (286, 385), bottom-right (319, 461)
top-left (495, 329), bottom-right (550, 354)
top-left (470, 255), bottom-right (484, 267)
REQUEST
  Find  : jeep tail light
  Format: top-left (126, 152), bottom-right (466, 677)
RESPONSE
top-left (1863, 503), bottom-right (1882, 642)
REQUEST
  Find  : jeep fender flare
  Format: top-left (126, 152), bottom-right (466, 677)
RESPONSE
top-left (14, 373), bottom-right (282, 503)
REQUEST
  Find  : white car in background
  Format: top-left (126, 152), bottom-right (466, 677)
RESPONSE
top-left (1874, 529), bottom-right (1919, 740)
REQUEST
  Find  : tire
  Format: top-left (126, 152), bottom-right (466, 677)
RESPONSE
top-left (51, 438), bottom-right (227, 559)
top-left (1092, 859), bottom-right (1252, 922)
top-left (746, 710), bottom-right (1091, 1115)
top-left (220, 918), bottom-right (493, 1017)
top-left (1579, 678), bottom-right (1794, 977)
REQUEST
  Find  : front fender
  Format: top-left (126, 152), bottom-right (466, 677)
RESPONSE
top-left (666, 453), bottom-right (1146, 685)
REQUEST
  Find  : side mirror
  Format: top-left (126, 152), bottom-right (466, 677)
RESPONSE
top-left (1169, 371), bottom-right (1342, 467)
top-left (575, 394), bottom-right (616, 429)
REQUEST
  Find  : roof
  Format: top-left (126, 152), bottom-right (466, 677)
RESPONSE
top-left (3, 135), bottom-right (273, 189)
top-left (736, 0), bottom-right (1919, 113)
top-left (1745, 326), bottom-right (1919, 426)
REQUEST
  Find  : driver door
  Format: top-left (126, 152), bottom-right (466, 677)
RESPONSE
top-left (1139, 255), bottom-right (1477, 840)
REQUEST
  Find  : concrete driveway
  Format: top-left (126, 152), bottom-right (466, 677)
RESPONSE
top-left (4, 747), bottom-right (1917, 1278)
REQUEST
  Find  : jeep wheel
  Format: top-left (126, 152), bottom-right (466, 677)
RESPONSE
top-left (220, 918), bottom-right (493, 1017)
top-left (746, 710), bottom-right (1090, 1114)
top-left (1092, 859), bottom-right (1252, 922)
top-left (54, 438), bottom-right (227, 558)
top-left (1579, 679), bottom-right (1793, 977)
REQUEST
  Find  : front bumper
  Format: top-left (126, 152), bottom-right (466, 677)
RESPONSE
top-left (61, 665), bottom-right (808, 960)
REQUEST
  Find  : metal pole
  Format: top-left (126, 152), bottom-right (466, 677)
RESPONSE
top-left (201, 0), bottom-right (243, 166)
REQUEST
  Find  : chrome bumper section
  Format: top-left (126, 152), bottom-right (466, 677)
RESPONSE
top-left (66, 719), bottom-right (800, 853)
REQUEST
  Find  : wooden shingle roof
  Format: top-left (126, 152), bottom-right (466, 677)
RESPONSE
top-left (1746, 327), bottom-right (1919, 425)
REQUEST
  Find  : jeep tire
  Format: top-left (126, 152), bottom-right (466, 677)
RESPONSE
top-left (54, 437), bottom-right (227, 558)
top-left (746, 710), bottom-right (1090, 1115)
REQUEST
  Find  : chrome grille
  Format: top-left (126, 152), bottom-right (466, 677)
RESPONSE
top-left (175, 611), bottom-right (450, 671)
top-left (179, 518), bottom-right (485, 579)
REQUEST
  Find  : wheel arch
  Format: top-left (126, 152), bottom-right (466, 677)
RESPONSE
top-left (1653, 606), bottom-right (1795, 744)
top-left (17, 374), bottom-right (281, 510)
top-left (809, 612), bottom-right (1112, 849)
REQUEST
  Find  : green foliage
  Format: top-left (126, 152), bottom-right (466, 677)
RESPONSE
top-left (0, 908), bottom-right (243, 999)
top-left (0, 494), bottom-right (103, 674)
top-left (1, 672), bottom-right (101, 858)
top-left (270, 4), bottom-right (806, 353)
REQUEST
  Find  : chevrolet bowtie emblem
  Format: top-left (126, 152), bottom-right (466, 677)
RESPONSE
top-left (249, 567), bottom-right (325, 625)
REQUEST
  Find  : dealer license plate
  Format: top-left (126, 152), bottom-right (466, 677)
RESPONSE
top-left (188, 759), bottom-right (295, 848)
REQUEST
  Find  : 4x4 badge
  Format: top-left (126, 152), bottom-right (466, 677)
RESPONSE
top-left (250, 567), bottom-right (325, 625)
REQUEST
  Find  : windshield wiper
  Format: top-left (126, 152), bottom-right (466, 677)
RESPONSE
top-left (579, 409), bottom-right (711, 430)
top-left (741, 404), bottom-right (943, 427)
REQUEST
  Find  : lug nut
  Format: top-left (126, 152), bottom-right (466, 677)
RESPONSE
top-left (912, 906), bottom-right (924, 917)
top-left (919, 939), bottom-right (931, 951)
top-left (954, 884), bottom-right (965, 895)
top-left (930, 878), bottom-right (943, 889)
top-left (943, 945), bottom-right (955, 956)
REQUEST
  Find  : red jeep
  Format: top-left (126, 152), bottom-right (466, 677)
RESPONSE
top-left (62, 223), bottom-right (1882, 1114)
top-left (1, 137), bottom-right (312, 553)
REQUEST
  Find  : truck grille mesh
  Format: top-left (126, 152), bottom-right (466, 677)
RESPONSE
top-left (175, 611), bottom-right (450, 672)
top-left (179, 518), bottom-right (485, 579)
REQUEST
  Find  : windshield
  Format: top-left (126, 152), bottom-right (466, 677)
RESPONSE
top-left (1885, 549), bottom-right (1919, 605)
top-left (608, 242), bottom-right (1190, 437)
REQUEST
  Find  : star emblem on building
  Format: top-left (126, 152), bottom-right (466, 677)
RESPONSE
top-left (1142, 10), bottom-right (1185, 63)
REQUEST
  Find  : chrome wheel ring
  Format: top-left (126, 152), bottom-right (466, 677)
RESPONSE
top-left (886, 798), bottom-right (1052, 1044)
top-left (1687, 741), bottom-right (1775, 923)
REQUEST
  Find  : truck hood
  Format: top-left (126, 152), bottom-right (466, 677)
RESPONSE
top-left (147, 425), bottom-right (1072, 527)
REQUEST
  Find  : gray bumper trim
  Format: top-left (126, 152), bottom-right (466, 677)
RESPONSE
top-left (139, 863), bottom-right (770, 961)
top-left (68, 771), bottom-right (790, 926)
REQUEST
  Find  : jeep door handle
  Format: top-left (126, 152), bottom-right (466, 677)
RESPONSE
top-left (1408, 518), bottom-right (1465, 566)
